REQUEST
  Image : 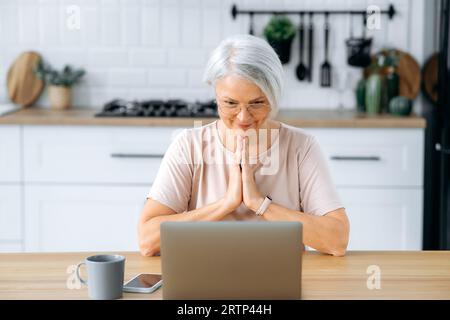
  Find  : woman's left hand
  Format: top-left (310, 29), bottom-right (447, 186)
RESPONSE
top-left (240, 136), bottom-right (265, 212)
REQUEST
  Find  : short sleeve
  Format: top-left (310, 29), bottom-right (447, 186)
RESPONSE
top-left (298, 135), bottom-right (344, 216)
top-left (146, 129), bottom-right (193, 213)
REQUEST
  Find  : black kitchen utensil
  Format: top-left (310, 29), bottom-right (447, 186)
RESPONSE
top-left (320, 13), bottom-right (332, 87)
top-left (249, 12), bottom-right (254, 35)
top-left (346, 14), bottom-right (373, 68)
top-left (307, 13), bottom-right (314, 82)
top-left (296, 13), bottom-right (308, 81)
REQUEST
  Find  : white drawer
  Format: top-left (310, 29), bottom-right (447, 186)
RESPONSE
top-left (307, 128), bottom-right (424, 187)
top-left (24, 185), bottom-right (149, 252)
top-left (0, 126), bottom-right (21, 182)
top-left (339, 187), bottom-right (423, 250)
top-left (0, 242), bottom-right (23, 253)
top-left (23, 126), bottom-right (185, 184)
top-left (0, 185), bottom-right (22, 241)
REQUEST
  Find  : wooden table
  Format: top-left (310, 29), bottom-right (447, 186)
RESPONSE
top-left (1, 251), bottom-right (449, 300)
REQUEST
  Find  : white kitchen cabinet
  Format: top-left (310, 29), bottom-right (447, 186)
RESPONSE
top-left (0, 242), bottom-right (23, 252)
top-left (0, 126), bottom-right (21, 182)
top-left (305, 128), bottom-right (424, 250)
top-left (307, 128), bottom-right (424, 187)
top-left (0, 126), bottom-right (23, 252)
top-left (23, 126), bottom-right (184, 184)
top-left (24, 185), bottom-right (149, 252)
top-left (0, 185), bottom-right (22, 242)
top-left (0, 122), bottom-right (425, 253)
top-left (338, 188), bottom-right (423, 250)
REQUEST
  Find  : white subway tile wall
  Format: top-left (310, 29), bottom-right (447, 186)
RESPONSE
top-left (0, 0), bottom-right (419, 110)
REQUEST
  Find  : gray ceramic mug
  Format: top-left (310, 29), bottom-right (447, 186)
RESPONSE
top-left (76, 254), bottom-right (125, 300)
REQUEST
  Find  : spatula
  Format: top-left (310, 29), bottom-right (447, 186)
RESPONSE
top-left (307, 13), bottom-right (314, 82)
top-left (320, 13), bottom-right (332, 87)
top-left (295, 13), bottom-right (308, 81)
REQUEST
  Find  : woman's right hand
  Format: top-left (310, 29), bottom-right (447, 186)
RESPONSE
top-left (221, 136), bottom-right (243, 212)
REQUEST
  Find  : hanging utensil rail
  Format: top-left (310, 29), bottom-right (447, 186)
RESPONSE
top-left (231, 4), bottom-right (397, 21)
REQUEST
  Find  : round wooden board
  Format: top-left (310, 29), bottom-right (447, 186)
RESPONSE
top-left (397, 50), bottom-right (421, 100)
top-left (7, 51), bottom-right (45, 107)
top-left (422, 53), bottom-right (438, 105)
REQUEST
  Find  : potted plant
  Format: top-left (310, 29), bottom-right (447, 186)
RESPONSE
top-left (263, 16), bottom-right (296, 64)
top-left (382, 49), bottom-right (400, 113)
top-left (34, 60), bottom-right (85, 110)
top-left (363, 49), bottom-right (402, 114)
top-left (364, 54), bottom-right (384, 115)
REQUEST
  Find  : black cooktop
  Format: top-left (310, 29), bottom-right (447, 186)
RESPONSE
top-left (95, 99), bottom-right (218, 118)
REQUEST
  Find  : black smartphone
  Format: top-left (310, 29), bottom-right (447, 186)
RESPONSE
top-left (122, 273), bottom-right (162, 293)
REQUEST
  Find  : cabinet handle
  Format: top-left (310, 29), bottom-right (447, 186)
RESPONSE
top-left (436, 143), bottom-right (450, 155)
top-left (330, 156), bottom-right (381, 161)
top-left (110, 153), bottom-right (164, 159)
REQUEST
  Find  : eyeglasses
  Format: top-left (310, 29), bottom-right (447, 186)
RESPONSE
top-left (217, 100), bottom-right (271, 116)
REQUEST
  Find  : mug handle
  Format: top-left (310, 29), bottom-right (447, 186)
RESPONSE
top-left (76, 262), bottom-right (87, 285)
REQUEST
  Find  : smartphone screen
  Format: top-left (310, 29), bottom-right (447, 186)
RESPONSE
top-left (125, 274), bottom-right (162, 289)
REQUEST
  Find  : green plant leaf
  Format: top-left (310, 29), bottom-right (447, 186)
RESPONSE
top-left (263, 16), bottom-right (296, 41)
top-left (31, 60), bottom-right (86, 86)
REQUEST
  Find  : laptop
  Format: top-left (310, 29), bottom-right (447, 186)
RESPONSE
top-left (160, 221), bottom-right (303, 300)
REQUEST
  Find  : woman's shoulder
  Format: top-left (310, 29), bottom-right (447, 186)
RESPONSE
top-left (170, 121), bottom-right (215, 141)
top-left (279, 122), bottom-right (317, 147)
top-left (278, 123), bottom-right (324, 164)
top-left (168, 121), bottom-right (218, 159)
top-left (180, 120), bottom-right (217, 143)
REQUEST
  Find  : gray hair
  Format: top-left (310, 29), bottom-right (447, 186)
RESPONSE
top-left (202, 34), bottom-right (284, 118)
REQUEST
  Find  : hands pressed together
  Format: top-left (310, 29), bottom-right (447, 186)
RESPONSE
top-left (222, 135), bottom-right (266, 214)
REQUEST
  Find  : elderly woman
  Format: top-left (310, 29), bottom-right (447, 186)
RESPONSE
top-left (138, 34), bottom-right (349, 257)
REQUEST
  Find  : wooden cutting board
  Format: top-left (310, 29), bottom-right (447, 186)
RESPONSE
top-left (422, 53), bottom-right (439, 105)
top-left (396, 50), bottom-right (421, 100)
top-left (6, 51), bottom-right (45, 107)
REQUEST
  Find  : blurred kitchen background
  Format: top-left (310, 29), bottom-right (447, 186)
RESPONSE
top-left (0, 0), bottom-right (435, 110)
top-left (0, 0), bottom-right (449, 253)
